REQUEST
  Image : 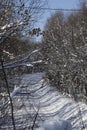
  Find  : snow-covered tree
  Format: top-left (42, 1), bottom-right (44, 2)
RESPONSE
top-left (0, 0), bottom-right (44, 60)
top-left (0, 1), bottom-right (45, 128)
top-left (43, 1), bottom-right (87, 100)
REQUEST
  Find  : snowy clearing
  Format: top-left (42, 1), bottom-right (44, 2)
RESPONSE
top-left (0, 72), bottom-right (87, 130)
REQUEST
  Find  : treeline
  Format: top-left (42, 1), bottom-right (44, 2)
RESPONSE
top-left (42, 1), bottom-right (87, 101)
top-left (2, 37), bottom-right (37, 61)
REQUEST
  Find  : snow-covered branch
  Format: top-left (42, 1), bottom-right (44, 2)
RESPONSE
top-left (0, 48), bottom-right (42, 70)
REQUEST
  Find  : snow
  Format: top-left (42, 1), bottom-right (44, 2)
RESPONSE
top-left (36, 118), bottom-right (72, 130)
top-left (1, 23), bottom-right (14, 30)
top-left (0, 49), bottom-right (41, 70)
top-left (12, 73), bottom-right (87, 130)
top-left (21, 73), bottom-right (87, 130)
top-left (1, 72), bottom-right (87, 130)
top-left (3, 50), bottom-right (15, 59)
top-left (0, 21), bottom-right (25, 31)
top-left (32, 60), bottom-right (43, 64)
top-left (10, 85), bottom-right (21, 99)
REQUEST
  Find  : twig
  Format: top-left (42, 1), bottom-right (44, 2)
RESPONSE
top-left (31, 107), bottom-right (40, 130)
top-left (77, 103), bottom-right (85, 130)
top-left (1, 59), bottom-right (16, 130)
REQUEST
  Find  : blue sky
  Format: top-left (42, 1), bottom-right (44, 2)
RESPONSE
top-left (35, 0), bottom-right (80, 41)
top-left (48, 0), bottom-right (79, 9)
top-left (36, 0), bottom-right (80, 28)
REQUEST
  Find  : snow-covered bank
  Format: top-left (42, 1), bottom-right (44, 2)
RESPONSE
top-left (1, 72), bottom-right (87, 130)
top-left (36, 118), bottom-right (72, 130)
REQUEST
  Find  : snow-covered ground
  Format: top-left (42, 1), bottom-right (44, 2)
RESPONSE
top-left (1, 72), bottom-right (87, 130)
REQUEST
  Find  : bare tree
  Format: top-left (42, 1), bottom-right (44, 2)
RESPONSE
top-left (42, 1), bottom-right (87, 101)
top-left (0, 0), bottom-right (45, 129)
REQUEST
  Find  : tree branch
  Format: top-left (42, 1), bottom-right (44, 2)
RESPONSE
top-left (0, 59), bottom-right (16, 130)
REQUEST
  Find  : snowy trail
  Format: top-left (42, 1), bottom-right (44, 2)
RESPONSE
top-left (1, 73), bottom-right (87, 130)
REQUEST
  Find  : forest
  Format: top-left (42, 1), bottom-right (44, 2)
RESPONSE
top-left (0, 0), bottom-right (87, 130)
